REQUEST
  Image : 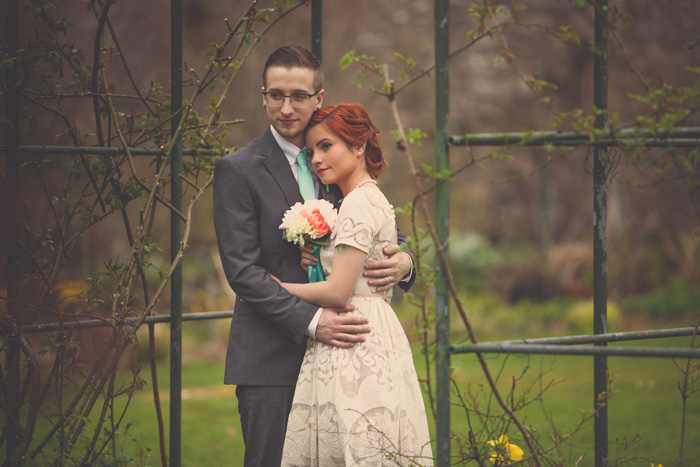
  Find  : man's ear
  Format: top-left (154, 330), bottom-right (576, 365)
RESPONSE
top-left (314, 89), bottom-right (325, 110)
top-left (261, 86), bottom-right (267, 109)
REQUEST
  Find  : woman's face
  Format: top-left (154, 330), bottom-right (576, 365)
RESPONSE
top-left (306, 124), bottom-right (363, 189)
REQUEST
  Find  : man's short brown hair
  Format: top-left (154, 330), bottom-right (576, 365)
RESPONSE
top-left (262, 45), bottom-right (324, 92)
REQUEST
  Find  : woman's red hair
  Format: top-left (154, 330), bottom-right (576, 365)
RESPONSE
top-left (307, 104), bottom-right (386, 179)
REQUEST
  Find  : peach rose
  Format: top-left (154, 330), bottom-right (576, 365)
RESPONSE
top-left (302, 208), bottom-right (331, 238)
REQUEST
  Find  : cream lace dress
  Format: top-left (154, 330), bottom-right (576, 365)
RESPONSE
top-left (281, 184), bottom-right (433, 466)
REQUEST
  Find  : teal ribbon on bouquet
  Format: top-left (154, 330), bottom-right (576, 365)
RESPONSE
top-left (308, 243), bottom-right (325, 283)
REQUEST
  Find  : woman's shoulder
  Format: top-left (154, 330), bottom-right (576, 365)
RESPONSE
top-left (345, 183), bottom-right (388, 204)
top-left (341, 185), bottom-right (394, 220)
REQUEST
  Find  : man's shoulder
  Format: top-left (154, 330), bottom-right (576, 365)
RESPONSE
top-left (226, 134), bottom-right (262, 159)
top-left (215, 137), bottom-right (261, 173)
top-left (220, 128), bottom-right (276, 164)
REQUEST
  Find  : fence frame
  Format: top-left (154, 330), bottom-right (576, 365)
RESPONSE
top-left (3, 1), bottom-right (700, 466)
top-left (433, 0), bottom-right (700, 466)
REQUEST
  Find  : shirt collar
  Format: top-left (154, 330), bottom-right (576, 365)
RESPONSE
top-left (270, 125), bottom-right (304, 167)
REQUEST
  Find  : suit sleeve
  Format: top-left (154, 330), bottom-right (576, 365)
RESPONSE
top-left (396, 228), bottom-right (416, 292)
top-left (213, 155), bottom-right (317, 345)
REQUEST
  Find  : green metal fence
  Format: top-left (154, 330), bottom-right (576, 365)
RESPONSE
top-left (3, 1), bottom-right (700, 466)
top-left (433, 1), bottom-right (700, 466)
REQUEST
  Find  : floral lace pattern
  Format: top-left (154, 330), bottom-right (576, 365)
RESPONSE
top-left (284, 402), bottom-right (347, 467)
top-left (348, 407), bottom-right (422, 466)
top-left (295, 309), bottom-right (418, 399)
top-left (284, 402), bottom-right (427, 467)
top-left (335, 217), bottom-right (373, 251)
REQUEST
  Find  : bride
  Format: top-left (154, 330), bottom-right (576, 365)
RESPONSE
top-left (277, 104), bottom-right (433, 466)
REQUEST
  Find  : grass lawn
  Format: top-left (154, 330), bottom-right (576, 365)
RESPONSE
top-left (117, 361), bottom-right (242, 466)
top-left (425, 338), bottom-right (700, 466)
top-left (116, 336), bottom-right (698, 466)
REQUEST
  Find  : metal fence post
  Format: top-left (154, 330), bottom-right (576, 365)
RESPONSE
top-left (435, 0), bottom-right (451, 464)
top-left (170, 0), bottom-right (184, 464)
top-left (4, 0), bottom-right (21, 464)
top-left (593, 1), bottom-right (609, 465)
top-left (311, 0), bottom-right (322, 64)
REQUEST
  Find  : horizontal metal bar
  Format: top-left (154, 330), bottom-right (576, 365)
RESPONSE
top-left (450, 343), bottom-right (700, 358)
top-left (452, 138), bottom-right (700, 148)
top-left (21, 310), bottom-right (234, 333)
top-left (449, 126), bottom-right (700, 147)
top-left (498, 327), bottom-right (699, 345)
top-left (0, 145), bottom-right (223, 156)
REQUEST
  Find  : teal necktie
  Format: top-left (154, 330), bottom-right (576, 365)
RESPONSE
top-left (296, 149), bottom-right (316, 201)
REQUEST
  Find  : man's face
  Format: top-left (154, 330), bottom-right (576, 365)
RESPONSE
top-left (262, 66), bottom-right (324, 148)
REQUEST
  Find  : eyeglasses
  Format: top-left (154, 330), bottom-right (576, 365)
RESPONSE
top-left (262, 90), bottom-right (320, 108)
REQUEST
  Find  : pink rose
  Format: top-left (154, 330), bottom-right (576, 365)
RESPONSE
top-left (302, 208), bottom-right (331, 237)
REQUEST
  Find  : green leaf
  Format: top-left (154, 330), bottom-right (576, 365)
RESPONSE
top-left (341, 50), bottom-right (365, 70)
top-left (406, 128), bottom-right (429, 146)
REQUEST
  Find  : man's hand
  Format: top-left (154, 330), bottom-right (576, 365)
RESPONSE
top-left (364, 244), bottom-right (412, 292)
top-left (315, 304), bottom-right (370, 349)
top-left (300, 245), bottom-right (317, 272)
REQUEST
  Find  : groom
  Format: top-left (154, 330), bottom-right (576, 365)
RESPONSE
top-left (213, 45), bottom-right (414, 466)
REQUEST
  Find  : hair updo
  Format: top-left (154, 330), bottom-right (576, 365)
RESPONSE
top-left (307, 104), bottom-right (386, 179)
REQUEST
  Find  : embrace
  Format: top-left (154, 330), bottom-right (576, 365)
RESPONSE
top-left (214, 45), bottom-right (433, 466)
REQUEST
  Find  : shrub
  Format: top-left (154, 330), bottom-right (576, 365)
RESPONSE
top-left (488, 261), bottom-right (563, 303)
top-left (565, 300), bottom-right (622, 334)
top-left (618, 277), bottom-right (700, 323)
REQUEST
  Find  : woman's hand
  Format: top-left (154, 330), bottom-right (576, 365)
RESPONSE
top-left (300, 244), bottom-right (318, 272)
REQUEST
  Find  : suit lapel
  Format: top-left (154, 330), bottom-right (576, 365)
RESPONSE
top-left (259, 127), bottom-right (343, 208)
top-left (260, 128), bottom-right (304, 207)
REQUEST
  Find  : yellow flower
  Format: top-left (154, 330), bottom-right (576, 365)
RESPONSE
top-left (487, 435), bottom-right (524, 465)
top-left (650, 464), bottom-right (663, 467)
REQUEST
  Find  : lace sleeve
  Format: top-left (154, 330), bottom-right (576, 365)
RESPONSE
top-left (333, 191), bottom-right (384, 254)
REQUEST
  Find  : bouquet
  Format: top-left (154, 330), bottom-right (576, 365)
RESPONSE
top-left (279, 199), bottom-right (338, 282)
